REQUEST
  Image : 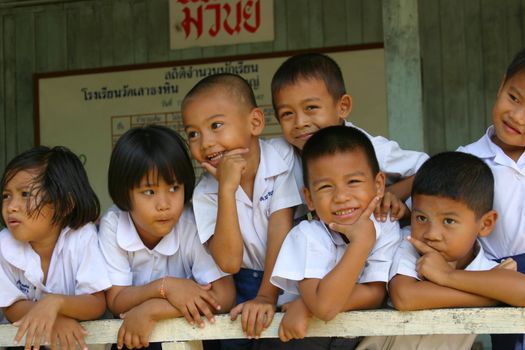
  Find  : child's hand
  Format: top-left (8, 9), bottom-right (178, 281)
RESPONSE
top-left (278, 299), bottom-right (311, 342)
top-left (329, 196), bottom-right (380, 248)
top-left (495, 258), bottom-right (517, 271)
top-left (165, 278), bottom-right (220, 327)
top-left (13, 294), bottom-right (62, 350)
top-left (116, 303), bottom-right (157, 349)
top-left (230, 295), bottom-right (276, 339)
top-left (50, 316), bottom-right (88, 350)
top-left (374, 192), bottom-right (408, 222)
top-left (201, 148), bottom-right (248, 191)
top-left (409, 236), bottom-right (455, 284)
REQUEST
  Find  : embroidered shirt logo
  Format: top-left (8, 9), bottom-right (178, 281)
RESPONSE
top-left (259, 190), bottom-right (273, 202)
top-left (16, 280), bottom-right (30, 295)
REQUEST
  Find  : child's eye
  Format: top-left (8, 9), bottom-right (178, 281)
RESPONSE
top-left (170, 184), bottom-right (181, 192)
top-left (316, 184), bottom-right (332, 191)
top-left (21, 191), bottom-right (32, 198)
top-left (415, 215), bottom-right (427, 223)
top-left (2, 193), bottom-right (9, 200)
top-left (211, 122), bottom-right (223, 130)
top-left (508, 93), bottom-right (520, 103)
top-left (278, 111), bottom-right (293, 120)
top-left (443, 218), bottom-right (456, 225)
top-left (142, 189), bottom-right (155, 196)
top-left (305, 105), bottom-right (319, 112)
top-left (347, 179), bottom-right (361, 185)
top-left (186, 130), bottom-right (198, 139)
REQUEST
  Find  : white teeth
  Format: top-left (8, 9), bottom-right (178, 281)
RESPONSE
top-left (334, 208), bottom-right (355, 215)
top-left (207, 152), bottom-right (224, 161)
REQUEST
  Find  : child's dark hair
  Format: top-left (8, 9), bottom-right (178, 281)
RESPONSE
top-left (182, 73), bottom-right (257, 112)
top-left (412, 152), bottom-right (494, 218)
top-left (0, 146), bottom-right (100, 229)
top-left (271, 53), bottom-right (346, 111)
top-left (505, 47), bottom-right (525, 83)
top-left (108, 125), bottom-right (195, 211)
top-left (301, 125), bottom-right (379, 188)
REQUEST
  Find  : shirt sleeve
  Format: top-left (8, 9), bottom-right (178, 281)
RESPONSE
top-left (271, 222), bottom-right (334, 295)
top-left (388, 239), bottom-right (420, 281)
top-left (359, 219), bottom-right (403, 283)
top-left (98, 208), bottom-right (134, 286)
top-left (179, 212), bottom-right (228, 285)
top-left (73, 225), bottom-right (113, 294)
top-left (192, 184), bottom-right (219, 245)
top-left (0, 251), bottom-right (27, 307)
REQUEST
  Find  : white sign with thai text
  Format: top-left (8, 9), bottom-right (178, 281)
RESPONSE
top-left (169, 0), bottom-right (274, 49)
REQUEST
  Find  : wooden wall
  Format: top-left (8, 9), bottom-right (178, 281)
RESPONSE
top-left (419, 0), bottom-right (525, 154)
top-left (0, 0), bottom-right (384, 175)
top-left (2, 0), bottom-right (525, 174)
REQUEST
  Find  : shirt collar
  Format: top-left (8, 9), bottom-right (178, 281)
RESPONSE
top-left (116, 211), bottom-right (179, 256)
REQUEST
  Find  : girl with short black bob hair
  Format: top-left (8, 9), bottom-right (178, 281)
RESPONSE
top-left (99, 125), bottom-right (234, 350)
top-left (0, 145), bottom-right (110, 350)
top-left (108, 124), bottom-right (195, 211)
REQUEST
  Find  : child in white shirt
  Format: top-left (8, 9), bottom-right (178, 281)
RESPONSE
top-left (271, 126), bottom-right (401, 349)
top-left (182, 73), bottom-right (302, 345)
top-left (98, 125), bottom-right (235, 350)
top-left (0, 146), bottom-right (111, 350)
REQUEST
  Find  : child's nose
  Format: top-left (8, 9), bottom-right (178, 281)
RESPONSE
top-left (294, 112), bottom-right (310, 128)
top-left (156, 193), bottom-right (171, 211)
top-left (422, 225), bottom-right (441, 242)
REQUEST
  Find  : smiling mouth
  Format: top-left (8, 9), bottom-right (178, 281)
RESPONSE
top-left (503, 121), bottom-right (523, 135)
top-left (207, 151), bottom-right (224, 162)
top-left (333, 208), bottom-right (357, 216)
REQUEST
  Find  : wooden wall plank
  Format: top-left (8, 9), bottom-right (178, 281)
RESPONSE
top-left (147, 0), bottom-right (169, 63)
top-left (363, 0), bottom-right (383, 42)
top-left (463, 0), bottom-right (487, 143)
top-left (323, 0), bottom-right (347, 47)
top-left (66, 2), bottom-right (100, 69)
top-left (271, 0), bottom-right (287, 52)
top-left (481, 0), bottom-right (508, 127)
top-left (506, 0), bottom-right (523, 61)
top-left (34, 6), bottom-right (67, 73)
top-left (14, 12), bottom-right (34, 152)
top-left (346, 0), bottom-right (363, 45)
top-left (419, 0), bottom-right (445, 154)
top-left (112, 0), bottom-right (135, 66)
top-left (440, 0), bottom-right (469, 151)
top-left (308, 0), bottom-right (324, 48)
top-left (131, 0), bottom-right (147, 64)
top-left (98, 0), bottom-right (115, 67)
top-left (3, 15), bottom-right (16, 160)
top-left (285, 0), bottom-right (309, 50)
top-left (0, 14), bottom-right (5, 172)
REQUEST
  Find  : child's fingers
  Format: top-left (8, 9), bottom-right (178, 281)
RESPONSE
top-left (278, 324), bottom-right (288, 342)
top-left (364, 196), bottom-right (382, 218)
top-left (186, 304), bottom-right (204, 328)
top-left (243, 308), bottom-right (257, 338)
top-left (229, 303), bottom-right (243, 321)
top-left (195, 299), bottom-right (215, 324)
top-left (201, 162), bottom-right (217, 177)
top-left (263, 308), bottom-right (275, 329)
top-left (199, 291), bottom-right (220, 311)
top-left (13, 318), bottom-right (28, 345)
top-left (180, 307), bottom-right (195, 326)
top-left (407, 236), bottom-right (436, 255)
top-left (117, 325), bottom-right (126, 349)
top-left (132, 334), bottom-right (142, 349)
top-left (253, 311), bottom-right (266, 338)
top-left (73, 327), bottom-right (88, 350)
top-left (139, 334), bottom-right (150, 348)
top-left (224, 148), bottom-right (249, 157)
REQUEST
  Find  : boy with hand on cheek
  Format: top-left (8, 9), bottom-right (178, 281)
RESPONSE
top-left (270, 126), bottom-right (401, 349)
top-left (357, 152), bottom-right (525, 350)
top-left (182, 74), bottom-right (302, 347)
top-left (270, 53), bottom-right (429, 222)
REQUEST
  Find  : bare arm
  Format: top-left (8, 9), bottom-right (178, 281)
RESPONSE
top-left (389, 274), bottom-right (498, 311)
top-left (106, 279), bottom-right (164, 316)
top-left (209, 276), bottom-right (236, 313)
top-left (342, 282), bottom-right (386, 311)
top-left (386, 175), bottom-right (414, 201)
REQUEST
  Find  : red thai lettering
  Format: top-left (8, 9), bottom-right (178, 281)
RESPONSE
top-left (181, 6), bottom-right (203, 38)
top-left (205, 3), bottom-right (221, 36)
top-left (242, 0), bottom-right (260, 33)
top-left (223, 1), bottom-right (242, 35)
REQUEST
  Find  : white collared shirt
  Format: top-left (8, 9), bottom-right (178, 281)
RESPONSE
top-left (98, 206), bottom-right (226, 287)
top-left (458, 126), bottom-right (525, 259)
top-left (389, 238), bottom-right (498, 282)
top-left (192, 139), bottom-right (302, 270)
top-left (0, 224), bottom-right (111, 308)
top-left (270, 216), bottom-right (402, 296)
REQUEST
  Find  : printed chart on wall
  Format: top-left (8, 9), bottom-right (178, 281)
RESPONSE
top-left (36, 46), bottom-right (387, 210)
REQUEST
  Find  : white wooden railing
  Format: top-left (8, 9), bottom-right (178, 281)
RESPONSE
top-left (1, 308), bottom-right (524, 349)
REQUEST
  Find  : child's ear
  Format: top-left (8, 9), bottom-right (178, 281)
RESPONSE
top-left (478, 210), bottom-right (498, 237)
top-left (249, 107), bottom-right (265, 136)
top-left (374, 171), bottom-right (386, 198)
top-left (337, 94), bottom-right (352, 120)
top-left (303, 187), bottom-right (316, 212)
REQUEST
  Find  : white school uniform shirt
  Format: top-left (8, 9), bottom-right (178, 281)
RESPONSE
top-left (0, 224), bottom-right (111, 308)
top-left (389, 239), bottom-right (498, 282)
top-left (458, 126), bottom-right (525, 259)
top-left (270, 216), bottom-right (401, 296)
top-left (192, 138), bottom-right (303, 271)
top-left (372, 239), bottom-right (498, 350)
top-left (98, 205), bottom-right (226, 287)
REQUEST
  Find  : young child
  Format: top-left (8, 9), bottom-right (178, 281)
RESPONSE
top-left (181, 73), bottom-right (302, 343)
top-left (457, 47), bottom-right (525, 350)
top-left (270, 125), bottom-right (401, 348)
top-left (358, 152), bottom-right (525, 350)
top-left (270, 52), bottom-right (429, 221)
top-left (97, 125), bottom-right (235, 350)
top-left (0, 146), bottom-right (111, 350)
